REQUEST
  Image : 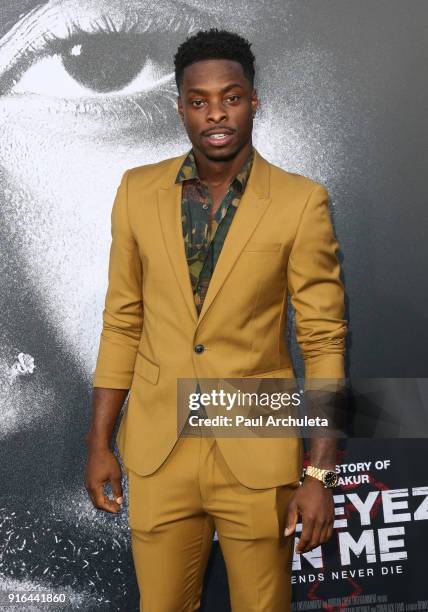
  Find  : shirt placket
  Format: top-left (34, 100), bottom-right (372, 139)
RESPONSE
top-left (195, 185), bottom-right (236, 313)
top-left (193, 181), bottom-right (213, 310)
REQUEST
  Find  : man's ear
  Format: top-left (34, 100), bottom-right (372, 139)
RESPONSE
top-left (177, 95), bottom-right (184, 121)
top-left (251, 88), bottom-right (258, 115)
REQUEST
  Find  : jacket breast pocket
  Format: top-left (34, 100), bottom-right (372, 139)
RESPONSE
top-left (133, 351), bottom-right (160, 385)
top-left (243, 241), bottom-right (282, 252)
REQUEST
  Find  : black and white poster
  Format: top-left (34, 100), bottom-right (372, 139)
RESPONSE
top-left (1, 1), bottom-right (427, 610)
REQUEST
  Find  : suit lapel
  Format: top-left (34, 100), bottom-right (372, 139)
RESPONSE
top-left (157, 154), bottom-right (199, 324)
top-left (156, 148), bottom-right (272, 328)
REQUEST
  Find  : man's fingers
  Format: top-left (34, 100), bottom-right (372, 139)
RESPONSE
top-left (84, 449), bottom-right (123, 513)
top-left (305, 520), bottom-right (324, 552)
top-left (95, 490), bottom-right (121, 513)
top-left (111, 476), bottom-right (124, 504)
top-left (87, 482), bottom-right (121, 513)
top-left (299, 516), bottom-right (334, 552)
top-left (319, 521), bottom-right (333, 545)
top-left (295, 514), bottom-right (315, 553)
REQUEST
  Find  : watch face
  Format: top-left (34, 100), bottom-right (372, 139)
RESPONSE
top-left (323, 471), bottom-right (338, 487)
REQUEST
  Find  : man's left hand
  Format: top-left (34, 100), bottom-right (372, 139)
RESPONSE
top-left (284, 476), bottom-right (335, 553)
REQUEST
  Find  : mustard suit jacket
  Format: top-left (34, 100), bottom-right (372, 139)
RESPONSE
top-left (93, 147), bottom-right (347, 488)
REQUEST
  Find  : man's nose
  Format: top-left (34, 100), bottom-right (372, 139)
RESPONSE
top-left (206, 102), bottom-right (228, 123)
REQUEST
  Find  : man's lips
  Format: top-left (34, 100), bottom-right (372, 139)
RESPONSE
top-left (202, 131), bottom-right (235, 147)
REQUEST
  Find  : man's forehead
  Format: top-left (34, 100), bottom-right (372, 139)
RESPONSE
top-left (182, 60), bottom-right (247, 87)
top-left (183, 59), bottom-right (245, 76)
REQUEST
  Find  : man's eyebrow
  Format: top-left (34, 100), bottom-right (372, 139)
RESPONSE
top-left (187, 83), bottom-right (245, 94)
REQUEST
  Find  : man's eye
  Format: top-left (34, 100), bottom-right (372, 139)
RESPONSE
top-left (226, 95), bottom-right (240, 102)
top-left (191, 100), bottom-right (204, 107)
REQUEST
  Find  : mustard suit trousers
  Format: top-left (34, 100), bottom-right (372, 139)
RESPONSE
top-left (125, 426), bottom-right (299, 612)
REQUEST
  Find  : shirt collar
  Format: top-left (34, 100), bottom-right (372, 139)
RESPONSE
top-left (175, 146), bottom-right (255, 193)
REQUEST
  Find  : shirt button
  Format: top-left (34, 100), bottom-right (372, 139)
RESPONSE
top-left (194, 344), bottom-right (205, 354)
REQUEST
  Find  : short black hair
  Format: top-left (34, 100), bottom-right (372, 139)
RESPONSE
top-left (174, 28), bottom-right (255, 92)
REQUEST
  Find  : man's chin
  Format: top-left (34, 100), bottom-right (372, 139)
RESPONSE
top-left (200, 144), bottom-right (243, 163)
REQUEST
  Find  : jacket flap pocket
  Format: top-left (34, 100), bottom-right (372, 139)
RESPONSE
top-left (134, 351), bottom-right (160, 384)
top-left (243, 241), bottom-right (282, 252)
top-left (243, 367), bottom-right (294, 378)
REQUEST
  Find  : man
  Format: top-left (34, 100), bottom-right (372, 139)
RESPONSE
top-left (85, 29), bottom-right (347, 612)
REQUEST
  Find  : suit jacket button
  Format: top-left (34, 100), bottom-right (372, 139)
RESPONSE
top-left (194, 344), bottom-right (205, 354)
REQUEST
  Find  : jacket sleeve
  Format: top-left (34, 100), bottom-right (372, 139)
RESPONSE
top-left (92, 170), bottom-right (144, 389)
top-left (287, 184), bottom-right (347, 380)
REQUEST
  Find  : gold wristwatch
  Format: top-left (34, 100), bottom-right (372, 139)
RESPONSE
top-left (304, 465), bottom-right (338, 488)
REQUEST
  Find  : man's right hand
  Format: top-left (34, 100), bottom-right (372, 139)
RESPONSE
top-left (84, 387), bottom-right (129, 513)
top-left (84, 446), bottom-right (124, 513)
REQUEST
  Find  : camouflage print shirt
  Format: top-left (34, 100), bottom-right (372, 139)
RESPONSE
top-left (175, 146), bottom-right (255, 317)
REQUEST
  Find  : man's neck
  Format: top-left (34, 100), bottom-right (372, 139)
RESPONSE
top-left (192, 140), bottom-right (253, 187)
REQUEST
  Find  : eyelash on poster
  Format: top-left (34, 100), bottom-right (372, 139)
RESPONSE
top-left (4, 11), bottom-right (191, 118)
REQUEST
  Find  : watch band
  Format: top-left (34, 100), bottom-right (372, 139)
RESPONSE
top-left (305, 465), bottom-right (338, 488)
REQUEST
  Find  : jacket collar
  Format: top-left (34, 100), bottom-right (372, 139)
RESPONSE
top-left (174, 147), bottom-right (255, 195)
top-left (159, 146), bottom-right (270, 198)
